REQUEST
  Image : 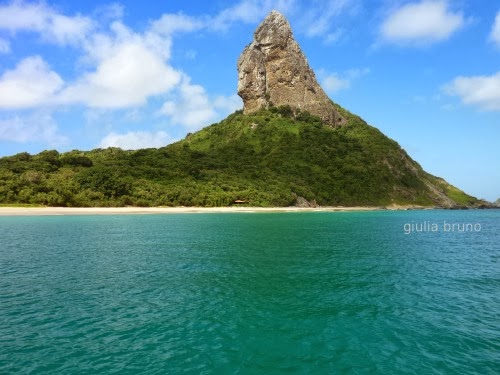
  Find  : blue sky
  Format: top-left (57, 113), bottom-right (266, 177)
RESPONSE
top-left (0, 0), bottom-right (498, 201)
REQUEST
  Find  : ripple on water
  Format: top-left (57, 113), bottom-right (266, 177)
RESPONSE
top-left (0, 211), bottom-right (498, 374)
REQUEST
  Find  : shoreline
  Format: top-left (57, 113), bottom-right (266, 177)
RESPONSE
top-left (0, 205), bottom-right (432, 216)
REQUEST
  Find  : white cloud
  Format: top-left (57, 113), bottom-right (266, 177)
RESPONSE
top-left (59, 22), bottom-right (180, 108)
top-left (0, 112), bottom-right (68, 145)
top-left (160, 76), bottom-right (217, 130)
top-left (0, 9), bottom-right (200, 114)
top-left (47, 13), bottom-right (92, 46)
top-left (160, 78), bottom-right (243, 130)
top-left (0, 56), bottom-right (63, 108)
top-left (380, 1), bottom-right (464, 46)
top-left (0, 19), bottom-right (182, 111)
top-left (0, 1), bottom-right (93, 46)
top-left (151, 12), bottom-right (205, 35)
top-left (212, 0), bottom-right (296, 30)
top-left (0, 38), bottom-right (9, 53)
top-left (0, 1), bottom-right (48, 31)
top-left (81, 21), bottom-right (171, 64)
top-left (322, 74), bottom-right (350, 93)
top-left (490, 11), bottom-right (500, 47)
top-left (214, 94), bottom-right (243, 113)
top-left (99, 131), bottom-right (173, 150)
top-left (60, 43), bottom-right (180, 108)
top-left (444, 72), bottom-right (500, 111)
top-left (319, 68), bottom-right (369, 94)
top-left (213, 1), bottom-right (264, 28)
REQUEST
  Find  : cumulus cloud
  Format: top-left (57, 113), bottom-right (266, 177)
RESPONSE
top-left (47, 13), bottom-right (92, 45)
top-left (0, 56), bottom-right (63, 108)
top-left (159, 76), bottom-right (243, 131)
top-left (160, 77), bottom-right (243, 130)
top-left (59, 33), bottom-right (181, 108)
top-left (151, 12), bottom-right (205, 35)
top-left (444, 72), bottom-right (500, 111)
top-left (160, 76), bottom-right (218, 130)
top-left (99, 130), bottom-right (173, 150)
top-left (380, 0), bottom-right (464, 46)
top-left (0, 112), bottom-right (68, 145)
top-left (0, 8), bottom-right (185, 112)
top-left (490, 11), bottom-right (500, 47)
top-left (0, 1), bottom-right (93, 46)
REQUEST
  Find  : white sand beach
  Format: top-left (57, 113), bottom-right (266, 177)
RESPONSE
top-left (0, 206), bottom-right (393, 216)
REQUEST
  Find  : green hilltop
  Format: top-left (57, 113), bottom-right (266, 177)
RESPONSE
top-left (0, 105), bottom-right (482, 208)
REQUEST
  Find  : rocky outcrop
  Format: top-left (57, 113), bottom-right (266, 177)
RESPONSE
top-left (237, 11), bottom-right (345, 127)
top-left (293, 194), bottom-right (318, 208)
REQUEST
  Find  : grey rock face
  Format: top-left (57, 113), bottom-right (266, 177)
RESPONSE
top-left (237, 11), bottom-right (345, 126)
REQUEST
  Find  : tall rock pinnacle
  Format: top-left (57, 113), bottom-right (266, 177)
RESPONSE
top-left (237, 11), bottom-right (345, 126)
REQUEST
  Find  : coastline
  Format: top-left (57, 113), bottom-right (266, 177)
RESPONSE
top-left (0, 205), bottom-right (402, 216)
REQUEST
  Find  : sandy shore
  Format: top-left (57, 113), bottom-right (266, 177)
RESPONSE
top-left (0, 206), bottom-right (392, 216)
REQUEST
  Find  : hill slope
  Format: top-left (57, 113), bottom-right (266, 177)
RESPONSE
top-left (0, 105), bottom-right (481, 208)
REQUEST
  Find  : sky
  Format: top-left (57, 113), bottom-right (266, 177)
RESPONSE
top-left (0, 0), bottom-right (498, 201)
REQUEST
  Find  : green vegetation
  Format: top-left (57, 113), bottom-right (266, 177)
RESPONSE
top-left (0, 106), bottom-right (480, 207)
top-left (427, 176), bottom-right (480, 206)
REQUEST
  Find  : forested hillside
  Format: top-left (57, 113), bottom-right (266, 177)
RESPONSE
top-left (0, 106), bottom-right (480, 208)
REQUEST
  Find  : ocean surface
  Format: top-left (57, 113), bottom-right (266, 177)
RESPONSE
top-left (0, 210), bottom-right (498, 374)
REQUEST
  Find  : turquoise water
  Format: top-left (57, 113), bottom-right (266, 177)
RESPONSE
top-left (0, 210), bottom-right (498, 374)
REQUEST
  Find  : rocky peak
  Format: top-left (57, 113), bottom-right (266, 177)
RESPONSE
top-left (237, 11), bottom-right (345, 126)
top-left (254, 11), bottom-right (291, 50)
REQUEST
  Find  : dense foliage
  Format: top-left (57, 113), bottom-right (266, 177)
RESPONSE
top-left (0, 106), bottom-right (479, 207)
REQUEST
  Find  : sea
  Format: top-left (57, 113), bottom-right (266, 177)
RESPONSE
top-left (0, 209), bottom-right (498, 374)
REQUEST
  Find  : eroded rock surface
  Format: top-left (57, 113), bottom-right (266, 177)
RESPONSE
top-left (237, 11), bottom-right (345, 126)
